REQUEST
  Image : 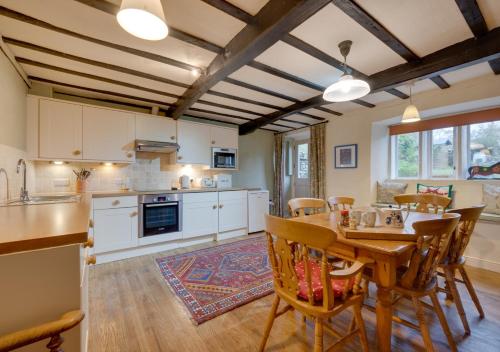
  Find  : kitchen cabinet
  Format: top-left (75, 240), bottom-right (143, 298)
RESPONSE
top-left (177, 120), bottom-right (211, 165)
top-left (39, 99), bottom-right (83, 160)
top-left (136, 114), bottom-right (176, 142)
top-left (218, 191), bottom-right (248, 232)
top-left (248, 190), bottom-right (269, 233)
top-left (83, 106), bottom-right (136, 162)
top-left (210, 125), bottom-right (238, 149)
top-left (182, 192), bottom-right (218, 239)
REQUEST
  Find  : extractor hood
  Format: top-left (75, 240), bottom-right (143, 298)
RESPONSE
top-left (135, 140), bottom-right (180, 153)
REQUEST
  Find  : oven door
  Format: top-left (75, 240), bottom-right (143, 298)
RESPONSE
top-left (141, 202), bottom-right (180, 237)
top-left (212, 150), bottom-right (236, 169)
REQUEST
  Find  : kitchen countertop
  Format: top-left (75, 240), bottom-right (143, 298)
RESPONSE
top-left (0, 194), bottom-right (91, 255)
top-left (91, 187), bottom-right (265, 198)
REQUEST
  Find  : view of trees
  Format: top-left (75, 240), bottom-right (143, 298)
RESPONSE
top-left (396, 132), bottom-right (419, 177)
top-left (470, 121), bottom-right (500, 166)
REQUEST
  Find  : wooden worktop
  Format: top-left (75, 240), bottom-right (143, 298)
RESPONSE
top-left (0, 194), bottom-right (91, 255)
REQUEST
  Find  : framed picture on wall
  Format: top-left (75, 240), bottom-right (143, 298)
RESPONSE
top-left (334, 144), bottom-right (357, 168)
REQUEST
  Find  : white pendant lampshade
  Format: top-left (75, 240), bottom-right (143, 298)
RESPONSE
top-left (323, 74), bottom-right (370, 102)
top-left (402, 104), bottom-right (420, 123)
top-left (117, 0), bottom-right (168, 40)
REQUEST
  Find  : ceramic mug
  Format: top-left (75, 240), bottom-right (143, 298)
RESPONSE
top-left (351, 210), bottom-right (362, 225)
top-left (362, 211), bottom-right (377, 227)
top-left (376, 208), bottom-right (409, 228)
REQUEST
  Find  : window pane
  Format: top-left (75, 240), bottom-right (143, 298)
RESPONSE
top-left (297, 143), bottom-right (309, 179)
top-left (469, 121), bottom-right (500, 179)
top-left (396, 132), bottom-right (419, 178)
top-left (431, 127), bottom-right (455, 178)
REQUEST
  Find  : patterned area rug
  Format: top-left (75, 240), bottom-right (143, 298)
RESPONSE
top-left (156, 236), bottom-right (273, 325)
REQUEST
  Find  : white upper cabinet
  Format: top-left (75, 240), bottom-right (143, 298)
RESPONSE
top-left (176, 120), bottom-right (211, 165)
top-left (210, 126), bottom-right (238, 149)
top-left (135, 115), bottom-right (177, 142)
top-left (39, 99), bottom-right (83, 160)
top-left (82, 106), bottom-right (136, 162)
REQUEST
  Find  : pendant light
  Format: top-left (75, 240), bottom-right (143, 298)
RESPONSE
top-left (323, 40), bottom-right (370, 102)
top-left (401, 84), bottom-right (421, 123)
top-left (117, 0), bottom-right (169, 41)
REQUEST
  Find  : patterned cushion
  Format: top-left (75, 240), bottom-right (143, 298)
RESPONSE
top-left (417, 183), bottom-right (453, 197)
top-left (483, 184), bottom-right (500, 215)
top-left (377, 181), bottom-right (408, 204)
top-left (295, 260), bottom-right (352, 302)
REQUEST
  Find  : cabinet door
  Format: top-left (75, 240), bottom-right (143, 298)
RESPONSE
top-left (210, 126), bottom-right (238, 149)
top-left (39, 99), bottom-right (83, 159)
top-left (182, 192), bottom-right (218, 238)
top-left (219, 191), bottom-right (248, 232)
top-left (248, 192), bottom-right (269, 233)
top-left (93, 207), bottom-right (138, 253)
top-left (177, 120), bottom-right (211, 165)
top-left (136, 115), bottom-right (176, 142)
top-left (83, 106), bottom-right (135, 162)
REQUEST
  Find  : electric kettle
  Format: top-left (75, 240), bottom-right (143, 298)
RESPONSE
top-left (179, 175), bottom-right (190, 189)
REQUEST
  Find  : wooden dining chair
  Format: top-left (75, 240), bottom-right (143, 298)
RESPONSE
top-left (288, 198), bottom-right (329, 217)
top-left (437, 205), bottom-right (486, 335)
top-left (327, 196), bottom-right (354, 211)
top-left (394, 193), bottom-right (451, 214)
top-left (390, 213), bottom-right (461, 352)
top-left (260, 215), bottom-right (369, 352)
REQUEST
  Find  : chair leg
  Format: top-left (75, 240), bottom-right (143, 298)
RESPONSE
top-left (459, 266), bottom-right (485, 318)
top-left (444, 268), bottom-right (470, 335)
top-left (430, 291), bottom-right (457, 352)
top-left (353, 304), bottom-right (369, 352)
top-left (412, 296), bottom-right (435, 352)
top-left (314, 317), bottom-right (324, 352)
top-left (259, 295), bottom-right (280, 352)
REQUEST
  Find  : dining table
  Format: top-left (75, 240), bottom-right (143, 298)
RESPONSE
top-left (289, 210), bottom-right (442, 352)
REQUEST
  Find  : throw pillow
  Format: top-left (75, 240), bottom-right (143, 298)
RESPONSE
top-left (483, 184), bottom-right (500, 215)
top-left (377, 181), bottom-right (408, 204)
top-left (417, 183), bottom-right (453, 197)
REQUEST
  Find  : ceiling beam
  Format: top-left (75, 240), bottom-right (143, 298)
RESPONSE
top-left (429, 76), bottom-right (451, 89)
top-left (206, 89), bottom-right (283, 111)
top-left (454, 0), bottom-right (488, 38)
top-left (167, 0), bottom-right (332, 119)
top-left (197, 99), bottom-right (264, 117)
top-left (314, 107), bottom-right (342, 116)
top-left (201, 0), bottom-right (254, 24)
top-left (74, 0), bottom-right (223, 54)
top-left (489, 58), bottom-right (500, 74)
top-left (239, 26), bottom-right (500, 134)
top-left (223, 77), bottom-right (300, 103)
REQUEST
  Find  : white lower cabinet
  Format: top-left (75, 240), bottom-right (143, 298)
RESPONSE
top-left (182, 192), bottom-right (218, 239)
top-left (93, 206), bottom-right (138, 254)
top-left (218, 191), bottom-right (248, 232)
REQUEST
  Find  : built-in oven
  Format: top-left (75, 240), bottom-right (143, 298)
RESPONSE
top-left (212, 147), bottom-right (237, 169)
top-left (138, 193), bottom-right (182, 237)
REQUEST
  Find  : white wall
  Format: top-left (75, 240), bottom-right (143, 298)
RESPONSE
top-left (325, 73), bottom-right (500, 272)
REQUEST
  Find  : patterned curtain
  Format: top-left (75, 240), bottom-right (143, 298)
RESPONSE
top-left (309, 123), bottom-right (326, 200)
top-left (272, 133), bottom-right (284, 216)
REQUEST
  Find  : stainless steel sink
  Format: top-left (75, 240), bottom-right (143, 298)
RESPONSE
top-left (3, 194), bottom-right (81, 206)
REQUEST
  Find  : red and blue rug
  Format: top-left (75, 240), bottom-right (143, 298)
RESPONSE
top-left (156, 236), bottom-right (273, 325)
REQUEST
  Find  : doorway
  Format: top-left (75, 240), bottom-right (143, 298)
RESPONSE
top-left (293, 140), bottom-right (310, 198)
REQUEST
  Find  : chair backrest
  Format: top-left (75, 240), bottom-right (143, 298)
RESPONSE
top-left (288, 197), bottom-right (328, 217)
top-left (265, 215), bottom-right (338, 311)
top-left (394, 193), bottom-right (451, 214)
top-left (400, 213), bottom-right (460, 290)
top-left (445, 205), bottom-right (485, 263)
top-left (328, 196), bottom-right (355, 211)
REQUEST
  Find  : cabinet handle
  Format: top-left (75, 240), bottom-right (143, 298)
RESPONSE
top-left (219, 204), bottom-right (223, 208)
top-left (112, 200), bottom-right (120, 206)
top-left (88, 219), bottom-right (94, 228)
top-left (177, 156), bottom-right (183, 160)
top-left (126, 152), bottom-right (133, 158)
top-left (170, 136), bottom-right (175, 140)
top-left (86, 255), bottom-right (96, 265)
top-left (211, 140), bottom-right (216, 145)
top-left (73, 150), bottom-right (81, 156)
top-left (212, 205), bottom-right (217, 209)
top-left (84, 236), bottom-right (94, 248)
top-left (130, 211), bottom-right (138, 217)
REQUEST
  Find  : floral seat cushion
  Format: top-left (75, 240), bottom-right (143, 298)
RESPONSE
top-left (295, 260), bottom-right (353, 302)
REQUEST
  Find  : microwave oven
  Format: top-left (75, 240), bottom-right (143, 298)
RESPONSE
top-left (211, 148), bottom-right (237, 169)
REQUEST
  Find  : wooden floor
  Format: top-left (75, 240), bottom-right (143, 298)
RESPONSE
top-left (89, 234), bottom-right (500, 351)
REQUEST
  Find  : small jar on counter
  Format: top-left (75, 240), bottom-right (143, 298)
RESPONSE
top-left (340, 210), bottom-right (350, 227)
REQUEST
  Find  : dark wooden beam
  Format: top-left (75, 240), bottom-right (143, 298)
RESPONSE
top-left (197, 99), bottom-right (264, 117)
top-left (167, 0), bottom-right (332, 119)
top-left (314, 106), bottom-right (343, 116)
top-left (201, 0), bottom-right (254, 24)
top-left (206, 90), bottom-right (283, 111)
top-left (297, 112), bottom-right (326, 121)
top-left (3, 37), bottom-right (189, 89)
top-left (455, 0), bottom-right (488, 38)
top-left (384, 88), bottom-right (409, 99)
top-left (430, 76), bottom-right (451, 89)
top-left (186, 110), bottom-right (293, 129)
top-left (16, 57), bottom-right (180, 99)
top-left (281, 118), bottom-right (310, 126)
top-left (29, 76), bottom-right (174, 107)
top-left (224, 77), bottom-right (300, 102)
top-left (489, 58), bottom-right (500, 74)
top-left (74, 0), bottom-right (223, 54)
top-left (0, 5), bottom-right (200, 71)
top-left (352, 99), bottom-right (375, 108)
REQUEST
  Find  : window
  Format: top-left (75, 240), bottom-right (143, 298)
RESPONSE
top-left (469, 121), bottom-right (500, 167)
top-left (431, 127), bottom-right (455, 178)
top-left (395, 132), bottom-right (419, 178)
top-left (297, 143), bottom-right (309, 179)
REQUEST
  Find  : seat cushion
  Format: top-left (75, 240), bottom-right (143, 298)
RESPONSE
top-left (295, 260), bottom-right (353, 302)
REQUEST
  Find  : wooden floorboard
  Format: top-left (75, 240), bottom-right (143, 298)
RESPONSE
top-left (89, 234), bottom-right (500, 351)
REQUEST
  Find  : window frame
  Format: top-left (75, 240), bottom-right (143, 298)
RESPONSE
top-left (392, 132), bottom-right (421, 179)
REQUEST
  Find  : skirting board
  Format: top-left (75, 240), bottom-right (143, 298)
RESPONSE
top-left (464, 255), bottom-right (500, 273)
top-left (217, 228), bottom-right (248, 241)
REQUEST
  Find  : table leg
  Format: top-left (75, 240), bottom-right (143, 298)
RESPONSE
top-left (376, 285), bottom-right (393, 352)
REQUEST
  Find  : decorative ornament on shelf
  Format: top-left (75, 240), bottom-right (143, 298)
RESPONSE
top-left (117, 0), bottom-right (169, 41)
top-left (73, 168), bottom-right (91, 193)
top-left (323, 40), bottom-right (370, 102)
top-left (401, 83), bottom-right (421, 123)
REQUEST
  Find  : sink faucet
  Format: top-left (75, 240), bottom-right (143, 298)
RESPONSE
top-left (16, 159), bottom-right (29, 201)
top-left (0, 168), bottom-right (9, 201)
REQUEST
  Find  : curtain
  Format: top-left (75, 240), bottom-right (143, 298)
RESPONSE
top-left (309, 123), bottom-right (326, 200)
top-left (272, 133), bottom-right (284, 216)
